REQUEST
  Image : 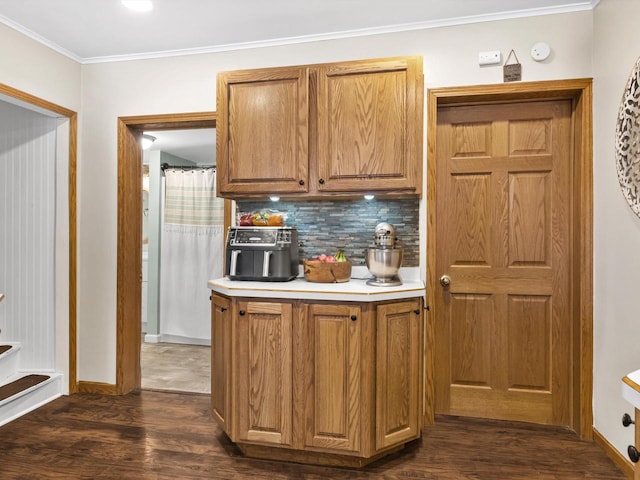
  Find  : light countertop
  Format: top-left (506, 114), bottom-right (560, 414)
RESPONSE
top-left (209, 267), bottom-right (425, 302)
top-left (622, 369), bottom-right (640, 410)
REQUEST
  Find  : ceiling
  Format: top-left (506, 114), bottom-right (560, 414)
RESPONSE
top-left (0, 0), bottom-right (599, 63)
top-left (144, 128), bottom-right (216, 166)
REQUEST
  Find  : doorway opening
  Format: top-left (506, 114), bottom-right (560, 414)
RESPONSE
top-left (0, 83), bottom-right (77, 396)
top-left (114, 112), bottom-right (231, 395)
top-left (140, 127), bottom-right (221, 394)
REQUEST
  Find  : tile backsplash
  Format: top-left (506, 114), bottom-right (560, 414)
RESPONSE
top-left (236, 198), bottom-right (420, 266)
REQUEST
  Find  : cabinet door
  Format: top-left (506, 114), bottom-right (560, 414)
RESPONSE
top-left (304, 303), bottom-right (361, 452)
top-left (236, 301), bottom-right (293, 446)
top-left (316, 56), bottom-right (423, 194)
top-left (376, 299), bottom-right (422, 450)
top-left (211, 293), bottom-right (232, 433)
top-left (217, 66), bottom-right (309, 195)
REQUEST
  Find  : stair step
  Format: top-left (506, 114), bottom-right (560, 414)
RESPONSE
top-left (0, 372), bottom-right (63, 426)
top-left (0, 345), bottom-right (12, 355)
top-left (0, 374), bottom-right (50, 402)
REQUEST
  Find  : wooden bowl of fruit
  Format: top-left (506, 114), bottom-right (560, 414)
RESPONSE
top-left (303, 251), bottom-right (352, 283)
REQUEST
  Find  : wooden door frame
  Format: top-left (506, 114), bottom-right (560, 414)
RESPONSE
top-left (0, 83), bottom-right (78, 394)
top-left (425, 79), bottom-right (593, 439)
top-left (87, 112), bottom-right (227, 395)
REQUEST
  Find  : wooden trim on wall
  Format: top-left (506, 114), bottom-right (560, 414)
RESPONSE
top-left (593, 427), bottom-right (634, 479)
top-left (77, 381), bottom-right (119, 396)
top-left (0, 83), bottom-right (78, 394)
top-left (426, 78), bottom-right (593, 438)
top-left (116, 112), bottom-right (217, 395)
top-left (116, 118), bottom-right (143, 395)
top-left (68, 112), bottom-right (78, 393)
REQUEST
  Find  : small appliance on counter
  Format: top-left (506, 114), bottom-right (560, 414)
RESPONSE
top-left (225, 226), bottom-right (299, 281)
top-left (365, 222), bottom-right (403, 286)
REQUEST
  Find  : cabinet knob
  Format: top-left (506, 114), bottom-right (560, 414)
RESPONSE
top-left (623, 413), bottom-right (635, 427)
top-left (628, 445), bottom-right (639, 463)
top-left (221, 307), bottom-right (227, 313)
top-left (239, 310), bottom-right (246, 316)
top-left (319, 178), bottom-right (325, 184)
top-left (414, 309), bottom-right (420, 315)
top-left (350, 315), bottom-right (357, 321)
top-left (299, 179), bottom-right (305, 185)
top-left (209, 295), bottom-right (212, 301)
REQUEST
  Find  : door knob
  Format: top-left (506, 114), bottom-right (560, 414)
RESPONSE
top-left (623, 413), bottom-right (635, 427)
top-left (628, 445), bottom-right (639, 463)
top-left (440, 274), bottom-right (451, 287)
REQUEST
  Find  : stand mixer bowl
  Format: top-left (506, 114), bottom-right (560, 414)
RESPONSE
top-left (365, 247), bottom-right (403, 285)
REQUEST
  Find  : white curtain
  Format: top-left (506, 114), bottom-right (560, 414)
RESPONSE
top-left (159, 168), bottom-right (224, 344)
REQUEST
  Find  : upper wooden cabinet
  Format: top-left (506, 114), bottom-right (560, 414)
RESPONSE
top-left (216, 66), bottom-right (309, 195)
top-left (216, 56), bottom-right (423, 198)
top-left (316, 58), bottom-right (423, 194)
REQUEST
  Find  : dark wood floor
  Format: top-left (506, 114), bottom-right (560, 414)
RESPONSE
top-left (0, 391), bottom-right (625, 479)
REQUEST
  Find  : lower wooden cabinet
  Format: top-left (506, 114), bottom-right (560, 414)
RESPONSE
top-left (376, 301), bottom-right (422, 450)
top-left (211, 294), bottom-right (231, 433)
top-left (235, 300), bottom-right (293, 446)
top-left (210, 293), bottom-right (423, 466)
top-left (304, 303), bottom-right (363, 452)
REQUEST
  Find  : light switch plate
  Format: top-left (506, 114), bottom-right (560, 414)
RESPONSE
top-left (478, 50), bottom-right (501, 66)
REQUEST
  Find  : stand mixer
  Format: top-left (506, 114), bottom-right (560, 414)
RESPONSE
top-left (364, 222), bottom-right (403, 286)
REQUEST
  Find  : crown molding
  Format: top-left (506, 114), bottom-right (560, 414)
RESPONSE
top-left (0, 2), bottom-right (599, 65)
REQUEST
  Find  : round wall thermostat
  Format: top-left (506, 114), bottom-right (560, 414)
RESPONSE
top-left (531, 42), bottom-right (551, 61)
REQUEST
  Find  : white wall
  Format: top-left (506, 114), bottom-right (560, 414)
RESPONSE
top-left (0, 101), bottom-right (57, 371)
top-left (592, 0), bottom-right (640, 459)
top-left (0, 23), bottom-right (80, 112)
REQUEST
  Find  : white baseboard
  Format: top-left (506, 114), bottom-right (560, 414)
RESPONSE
top-left (144, 333), bottom-right (210, 346)
top-left (144, 334), bottom-right (161, 343)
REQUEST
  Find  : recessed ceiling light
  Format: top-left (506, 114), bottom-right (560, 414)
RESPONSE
top-left (121, 0), bottom-right (153, 12)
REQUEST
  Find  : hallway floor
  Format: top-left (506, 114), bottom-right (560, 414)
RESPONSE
top-left (141, 342), bottom-right (210, 394)
top-left (0, 390), bottom-right (625, 479)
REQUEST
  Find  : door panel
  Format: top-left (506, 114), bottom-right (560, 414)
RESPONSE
top-left (376, 300), bottom-right (421, 449)
top-left (236, 301), bottom-right (293, 446)
top-left (449, 294), bottom-right (493, 388)
top-left (211, 294), bottom-right (231, 433)
top-left (304, 303), bottom-right (361, 452)
top-left (435, 100), bottom-right (572, 426)
top-left (316, 57), bottom-right (422, 192)
top-left (217, 67), bottom-right (309, 194)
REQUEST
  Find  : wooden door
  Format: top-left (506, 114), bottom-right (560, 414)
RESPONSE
top-left (236, 300), bottom-right (293, 446)
top-left (316, 57), bottom-right (423, 194)
top-left (304, 303), bottom-right (362, 452)
top-left (434, 100), bottom-right (572, 425)
top-left (216, 66), bottom-right (309, 195)
top-left (376, 299), bottom-right (422, 450)
top-left (211, 293), bottom-right (231, 433)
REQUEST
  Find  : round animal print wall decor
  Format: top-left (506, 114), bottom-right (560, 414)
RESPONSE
top-left (616, 56), bottom-right (640, 218)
